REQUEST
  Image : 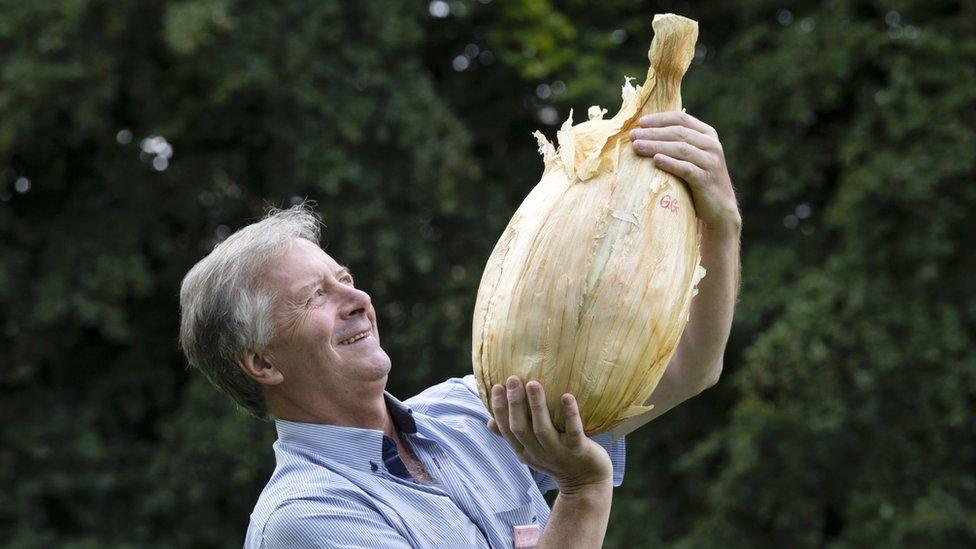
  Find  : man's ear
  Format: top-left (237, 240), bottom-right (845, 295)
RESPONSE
top-left (236, 351), bottom-right (284, 386)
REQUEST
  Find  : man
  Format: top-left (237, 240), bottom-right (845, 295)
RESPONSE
top-left (178, 111), bottom-right (740, 548)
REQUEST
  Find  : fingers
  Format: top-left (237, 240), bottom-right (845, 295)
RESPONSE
top-left (525, 381), bottom-right (559, 449)
top-left (651, 153), bottom-right (708, 187)
top-left (639, 111), bottom-right (718, 139)
top-left (493, 379), bottom-right (588, 459)
top-left (561, 393), bottom-right (585, 449)
top-left (490, 383), bottom-right (523, 455)
top-left (631, 112), bottom-right (725, 186)
top-left (630, 124), bottom-right (721, 154)
top-left (632, 139), bottom-right (714, 173)
top-left (506, 376), bottom-right (544, 454)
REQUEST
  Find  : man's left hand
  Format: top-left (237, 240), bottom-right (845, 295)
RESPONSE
top-left (630, 111), bottom-right (741, 234)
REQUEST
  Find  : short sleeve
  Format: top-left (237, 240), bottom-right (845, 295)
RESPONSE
top-left (453, 375), bottom-right (626, 495)
top-left (262, 497), bottom-right (413, 549)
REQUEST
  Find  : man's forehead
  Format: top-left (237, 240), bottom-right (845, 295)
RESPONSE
top-left (292, 238), bottom-right (340, 268)
top-left (263, 239), bottom-right (344, 287)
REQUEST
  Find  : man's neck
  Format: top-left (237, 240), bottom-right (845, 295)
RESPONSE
top-left (268, 379), bottom-right (396, 436)
top-left (269, 382), bottom-right (433, 483)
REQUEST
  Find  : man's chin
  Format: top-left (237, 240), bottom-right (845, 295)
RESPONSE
top-left (359, 352), bottom-right (392, 381)
top-left (330, 344), bottom-right (392, 380)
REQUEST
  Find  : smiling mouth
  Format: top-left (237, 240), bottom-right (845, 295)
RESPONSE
top-left (337, 330), bottom-right (372, 346)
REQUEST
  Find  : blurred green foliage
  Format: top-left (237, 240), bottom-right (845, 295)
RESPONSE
top-left (1, 0), bottom-right (974, 547)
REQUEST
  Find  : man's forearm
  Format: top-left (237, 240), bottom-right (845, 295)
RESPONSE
top-left (537, 482), bottom-right (613, 549)
top-left (614, 221), bottom-right (741, 436)
top-left (673, 220), bottom-right (742, 389)
top-left (620, 110), bottom-right (741, 436)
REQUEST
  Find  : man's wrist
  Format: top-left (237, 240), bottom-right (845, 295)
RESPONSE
top-left (556, 477), bottom-right (613, 499)
top-left (701, 212), bottom-right (742, 240)
top-left (540, 478), bottom-right (613, 549)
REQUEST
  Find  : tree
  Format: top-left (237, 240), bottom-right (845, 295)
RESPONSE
top-left (0, 0), bottom-right (490, 544)
top-left (2, 0), bottom-right (973, 546)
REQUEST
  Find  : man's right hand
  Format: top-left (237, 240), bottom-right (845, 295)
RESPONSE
top-left (487, 376), bottom-right (613, 494)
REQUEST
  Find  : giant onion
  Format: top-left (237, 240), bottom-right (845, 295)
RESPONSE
top-left (472, 14), bottom-right (706, 435)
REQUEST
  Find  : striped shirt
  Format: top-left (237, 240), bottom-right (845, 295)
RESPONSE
top-left (244, 375), bottom-right (626, 548)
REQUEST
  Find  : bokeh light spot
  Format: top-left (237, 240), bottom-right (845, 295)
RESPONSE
top-left (538, 106), bottom-right (559, 125)
top-left (452, 55), bottom-right (470, 71)
top-left (795, 203), bottom-right (812, 219)
top-left (536, 83), bottom-right (552, 100)
top-left (428, 1), bottom-right (449, 18)
top-left (14, 177), bottom-right (31, 193)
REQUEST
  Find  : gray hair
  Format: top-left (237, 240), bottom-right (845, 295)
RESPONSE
top-left (178, 203), bottom-right (322, 419)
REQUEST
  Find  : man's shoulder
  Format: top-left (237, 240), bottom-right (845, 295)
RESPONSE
top-left (248, 453), bottom-right (364, 527)
top-left (410, 374), bottom-right (481, 399)
top-left (406, 374), bottom-right (488, 418)
top-left (247, 480), bottom-right (372, 546)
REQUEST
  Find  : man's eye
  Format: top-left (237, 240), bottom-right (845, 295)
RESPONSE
top-left (341, 276), bottom-right (355, 286)
top-left (312, 288), bottom-right (326, 298)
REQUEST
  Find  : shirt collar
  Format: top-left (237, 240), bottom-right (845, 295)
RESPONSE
top-left (384, 391), bottom-right (417, 434)
top-left (273, 391), bottom-right (417, 473)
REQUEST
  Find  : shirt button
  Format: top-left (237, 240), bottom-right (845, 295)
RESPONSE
top-left (369, 461), bottom-right (378, 472)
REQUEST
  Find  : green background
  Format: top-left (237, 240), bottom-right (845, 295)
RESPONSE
top-left (1, 0), bottom-right (974, 546)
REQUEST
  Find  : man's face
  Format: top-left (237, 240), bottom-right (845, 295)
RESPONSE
top-left (260, 238), bottom-right (391, 392)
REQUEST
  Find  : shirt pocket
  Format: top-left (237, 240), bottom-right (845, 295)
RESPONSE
top-left (490, 478), bottom-right (546, 530)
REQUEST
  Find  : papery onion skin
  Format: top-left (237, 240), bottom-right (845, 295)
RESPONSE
top-left (473, 14), bottom-right (705, 435)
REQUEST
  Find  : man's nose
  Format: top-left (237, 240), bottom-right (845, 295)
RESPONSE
top-left (339, 287), bottom-right (371, 319)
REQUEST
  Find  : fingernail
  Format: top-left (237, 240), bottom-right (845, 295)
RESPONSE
top-left (629, 129), bottom-right (637, 140)
top-left (507, 377), bottom-right (518, 390)
top-left (640, 115), bottom-right (652, 125)
top-left (492, 385), bottom-right (502, 397)
top-left (527, 383), bottom-right (538, 395)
